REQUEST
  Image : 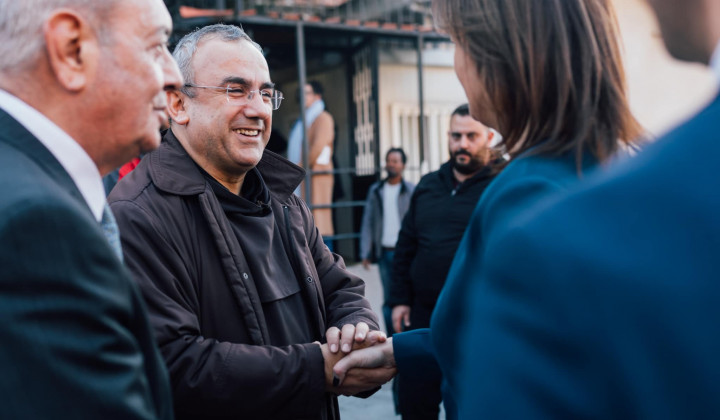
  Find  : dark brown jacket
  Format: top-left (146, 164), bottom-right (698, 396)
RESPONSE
top-left (109, 131), bottom-right (378, 419)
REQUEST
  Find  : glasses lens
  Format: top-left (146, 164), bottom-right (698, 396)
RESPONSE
top-left (224, 87), bottom-right (284, 110)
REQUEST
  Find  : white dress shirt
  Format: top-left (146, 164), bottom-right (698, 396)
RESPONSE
top-left (380, 182), bottom-right (402, 248)
top-left (711, 40), bottom-right (720, 81)
top-left (0, 89), bottom-right (105, 222)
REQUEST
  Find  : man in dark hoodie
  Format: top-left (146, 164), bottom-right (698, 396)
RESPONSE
top-left (109, 24), bottom-right (393, 420)
top-left (388, 104), bottom-right (498, 420)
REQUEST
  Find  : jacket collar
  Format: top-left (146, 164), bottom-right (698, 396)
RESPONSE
top-left (377, 177), bottom-right (410, 194)
top-left (0, 108), bottom-right (88, 210)
top-left (149, 128), bottom-right (306, 201)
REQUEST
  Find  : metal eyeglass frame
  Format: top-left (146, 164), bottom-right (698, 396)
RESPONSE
top-left (183, 83), bottom-right (284, 111)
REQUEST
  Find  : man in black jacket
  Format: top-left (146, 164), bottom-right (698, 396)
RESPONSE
top-left (388, 104), bottom-right (498, 420)
top-left (109, 24), bottom-right (392, 420)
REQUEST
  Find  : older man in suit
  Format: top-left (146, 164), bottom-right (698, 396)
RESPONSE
top-left (0, 0), bottom-right (182, 418)
top-left (453, 0), bottom-right (720, 417)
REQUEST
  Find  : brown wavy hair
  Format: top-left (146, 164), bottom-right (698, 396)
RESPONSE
top-left (433, 0), bottom-right (643, 168)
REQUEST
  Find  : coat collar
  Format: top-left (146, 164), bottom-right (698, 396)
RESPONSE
top-left (378, 177), bottom-right (411, 194)
top-left (149, 128), bottom-right (306, 201)
top-left (0, 108), bottom-right (88, 210)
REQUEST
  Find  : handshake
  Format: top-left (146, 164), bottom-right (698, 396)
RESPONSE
top-left (320, 322), bottom-right (398, 396)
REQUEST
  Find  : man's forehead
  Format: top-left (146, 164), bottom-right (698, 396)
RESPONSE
top-left (193, 39), bottom-right (270, 83)
top-left (196, 38), bottom-right (265, 62)
top-left (451, 115), bottom-right (487, 132)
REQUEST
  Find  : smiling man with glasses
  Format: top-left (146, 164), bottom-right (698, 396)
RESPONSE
top-left (108, 23), bottom-right (393, 420)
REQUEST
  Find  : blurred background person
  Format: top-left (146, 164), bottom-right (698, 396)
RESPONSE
top-left (388, 104), bottom-right (498, 420)
top-left (360, 147), bottom-right (414, 337)
top-left (359, 146), bottom-right (414, 413)
top-left (288, 81), bottom-right (336, 250)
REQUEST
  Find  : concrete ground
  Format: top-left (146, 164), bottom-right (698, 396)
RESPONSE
top-left (337, 263), bottom-right (445, 420)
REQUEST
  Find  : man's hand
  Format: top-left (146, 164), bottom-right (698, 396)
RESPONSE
top-left (326, 322), bottom-right (386, 354)
top-left (320, 339), bottom-right (396, 396)
top-left (362, 259), bottom-right (371, 270)
top-left (392, 305), bottom-right (411, 333)
top-left (332, 338), bottom-right (396, 390)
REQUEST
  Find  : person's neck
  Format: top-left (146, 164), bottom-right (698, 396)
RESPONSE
top-left (386, 175), bottom-right (402, 185)
top-left (215, 173), bottom-right (246, 195)
top-left (201, 163), bottom-right (246, 195)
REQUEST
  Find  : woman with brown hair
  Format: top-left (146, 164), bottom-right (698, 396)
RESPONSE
top-left (333, 0), bottom-right (641, 418)
top-left (432, 0), bottom-right (644, 391)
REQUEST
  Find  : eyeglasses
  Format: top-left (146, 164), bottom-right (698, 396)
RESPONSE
top-left (183, 84), bottom-right (284, 111)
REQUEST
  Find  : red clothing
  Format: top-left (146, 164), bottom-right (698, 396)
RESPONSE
top-left (118, 157), bottom-right (141, 180)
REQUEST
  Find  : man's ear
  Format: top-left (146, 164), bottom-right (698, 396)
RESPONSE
top-left (487, 130), bottom-right (495, 142)
top-left (44, 10), bottom-right (97, 91)
top-left (167, 89), bottom-right (189, 125)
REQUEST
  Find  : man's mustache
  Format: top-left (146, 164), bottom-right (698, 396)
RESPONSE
top-left (453, 150), bottom-right (472, 158)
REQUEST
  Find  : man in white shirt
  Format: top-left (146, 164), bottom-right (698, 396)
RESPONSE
top-left (360, 148), bottom-right (416, 336)
top-left (0, 0), bottom-right (182, 418)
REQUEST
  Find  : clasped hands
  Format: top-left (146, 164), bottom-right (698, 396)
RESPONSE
top-left (320, 322), bottom-right (397, 396)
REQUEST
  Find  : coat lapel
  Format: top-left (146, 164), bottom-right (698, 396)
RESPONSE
top-left (0, 108), bottom-right (88, 212)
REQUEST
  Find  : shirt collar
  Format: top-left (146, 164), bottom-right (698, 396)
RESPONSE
top-left (711, 39), bottom-right (720, 81)
top-left (0, 89), bottom-right (105, 221)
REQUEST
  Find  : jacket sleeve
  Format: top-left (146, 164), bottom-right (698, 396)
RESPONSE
top-left (308, 112), bottom-right (334, 167)
top-left (292, 195), bottom-right (380, 331)
top-left (359, 184), bottom-right (376, 260)
top-left (111, 199), bottom-right (328, 419)
top-left (0, 199), bottom-right (166, 420)
top-left (388, 186), bottom-right (420, 307)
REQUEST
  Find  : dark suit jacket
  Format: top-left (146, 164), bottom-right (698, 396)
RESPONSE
top-left (0, 109), bottom-right (173, 419)
top-left (456, 94), bottom-right (720, 419)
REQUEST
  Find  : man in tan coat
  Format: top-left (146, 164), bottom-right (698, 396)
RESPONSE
top-left (289, 81), bottom-right (335, 247)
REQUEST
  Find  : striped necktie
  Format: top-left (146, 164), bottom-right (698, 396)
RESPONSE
top-left (101, 203), bottom-right (123, 261)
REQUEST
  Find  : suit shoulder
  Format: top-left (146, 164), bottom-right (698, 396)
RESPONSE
top-left (0, 162), bottom-right (78, 219)
top-left (108, 158), bottom-right (155, 205)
